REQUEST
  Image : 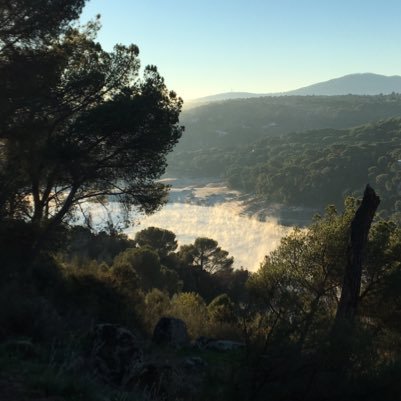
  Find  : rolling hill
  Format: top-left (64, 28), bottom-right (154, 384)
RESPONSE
top-left (176, 94), bottom-right (401, 151)
top-left (191, 73), bottom-right (401, 104)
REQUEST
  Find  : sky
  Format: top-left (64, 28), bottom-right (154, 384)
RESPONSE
top-left (80, 0), bottom-right (401, 100)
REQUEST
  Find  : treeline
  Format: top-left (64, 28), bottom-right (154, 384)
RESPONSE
top-left (65, 226), bottom-right (248, 306)
top-left (177, 94), bottom-right (401, 150)
top-left (170, 118), bottom-right (401, 220)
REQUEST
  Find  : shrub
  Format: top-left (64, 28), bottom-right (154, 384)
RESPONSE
top-left (169, 292), bottom-right (207, 338)
top-left (142, 289), bottom-right (171, 333)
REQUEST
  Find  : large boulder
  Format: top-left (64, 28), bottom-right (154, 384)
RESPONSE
top-left (89, 323), bottom-right (143, 386)
top-left (152, 317), bottom-right (189, 347)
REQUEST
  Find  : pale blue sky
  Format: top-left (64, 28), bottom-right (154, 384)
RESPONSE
top-left (80, 0), bottom-right (401, 100)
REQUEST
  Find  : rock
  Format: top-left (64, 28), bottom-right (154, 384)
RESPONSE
top-left (194, 336), bottom-right (245, 352)
top-left (89, 323), bottom-right (143, 386)
top-left (152, 317), bottom-right (189, 348)
top-left (205, 340), bottom-right (245, 352)
top-left (183, 356), bottom-right (207, 370)
top-left (193, 336), bottom-right (216, 350)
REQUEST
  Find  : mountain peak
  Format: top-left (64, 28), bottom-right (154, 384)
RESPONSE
top-left (287, 73), bottom-right (401, 96)
top-left (192, 73), bottom-right (401, 103)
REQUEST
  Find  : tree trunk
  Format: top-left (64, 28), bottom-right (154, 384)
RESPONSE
top-left (30, 185), bottom-right (78, 259)
top-left (334, 184), bottom-right (380, 326)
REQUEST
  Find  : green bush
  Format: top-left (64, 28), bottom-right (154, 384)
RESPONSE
top-left (142, 289), bottom-right (171, 333)
top-left (169, 292), bottom-right (208, 338)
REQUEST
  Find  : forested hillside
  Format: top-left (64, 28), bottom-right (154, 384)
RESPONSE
top-left (177, 94), bottom-right (401, 150)
top-left (170, 118), bottom-right (401, 220)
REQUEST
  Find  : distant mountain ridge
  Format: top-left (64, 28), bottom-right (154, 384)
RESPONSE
top-left (193, 92), bottom-right (266, 102)
top-left (192, 73), bottom-right (401, 103)
top-left (286, 73), bottom-right (401, 96)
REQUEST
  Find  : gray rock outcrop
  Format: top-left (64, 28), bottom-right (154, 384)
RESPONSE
top-left (152, 317), bottom-right (189, 348)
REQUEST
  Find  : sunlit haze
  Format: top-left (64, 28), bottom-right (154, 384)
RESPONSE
top-left (87, 201), bottom-right (290, 272)
top-left (80, 0), bottom-right (401, 100)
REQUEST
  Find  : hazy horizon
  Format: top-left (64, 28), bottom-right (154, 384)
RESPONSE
top-left (81, 0), bottom-right (401, 100)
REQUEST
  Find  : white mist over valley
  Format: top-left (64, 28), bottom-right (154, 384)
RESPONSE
top-left (88, 179), bottom-right (292, 271)
top-left (126, 202), bottom-right (289, 272)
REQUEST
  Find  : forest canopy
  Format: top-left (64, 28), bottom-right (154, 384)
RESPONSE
top-left (169, 118), bottom-right (401, 221)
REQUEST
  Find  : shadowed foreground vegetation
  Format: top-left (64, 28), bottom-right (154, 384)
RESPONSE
top-left (1, 196), bottom-right (401, 400)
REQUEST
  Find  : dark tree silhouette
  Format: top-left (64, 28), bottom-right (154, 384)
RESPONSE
top-left (334, 184), bottom-right (380, 325)
top-left (0, 0), bottom-right (86, 51)
top-left (179, 237), bottom-right (234, 274)
top-left (0, 2), bottom-right (183, 233)
top-left (135, 227), bottom-right (178, 259)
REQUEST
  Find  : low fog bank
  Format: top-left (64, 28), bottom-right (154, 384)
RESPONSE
top-left (127, 202), bottom-right (290, 271)
top-left (85, 178), bottom-right (292, 271)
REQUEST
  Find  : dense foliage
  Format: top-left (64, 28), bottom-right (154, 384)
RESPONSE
top-left (170, 118), bottom-right (401, 220)
top-left (2, 199), bottom-right (401, 400)
top-left (0, 1), bottom-right (183, 233)
top-left (176, 94), bottom-right (401, 150)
